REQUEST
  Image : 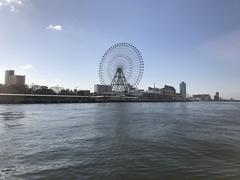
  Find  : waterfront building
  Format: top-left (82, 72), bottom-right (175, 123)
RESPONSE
top-left (128, 88), bottom-right (144, 96)
top-left (144, 85), bottom-right (176, 100)
top-left (50, 86), bottom-right (64, 94)
top-left (142, 91), bottom-right (162, 99)
top-left (94, 84), bottom-right (112, 95)
top-left (148, 87), bottom-right (161, 92)
top-left (5, 70), bottom-right (25, 87)
top-left (214, 92), bottom-right (220, 101)
top-left (180, 82), bottom-right (187, 99)
top-left (142, 86), bottom-right (161, 99)
top-left (176, 93), bottom-right (185, 101)
top-left (31, 85), bottom-right (41, 91)
top-left (77, 90), bottom-right (90, 96)
top-left (193, 94), bottom-right (211, 101)
top-left (161, 85), bottom-right (176, 97)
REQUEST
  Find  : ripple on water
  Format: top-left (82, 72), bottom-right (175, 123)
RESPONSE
top-left (0, 102), bottom-right (240, 179)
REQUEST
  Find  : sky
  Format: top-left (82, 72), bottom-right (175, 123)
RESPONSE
top-left (0, 0), bottom-right (240, 99)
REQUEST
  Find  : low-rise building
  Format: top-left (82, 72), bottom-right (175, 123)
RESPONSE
top-left (148, 87), bottom-right (161, 92)
top-left (161, 85), bottom-right (176, 97)
top-left (142, 85), bottom-right (176, 101)
top-left (77, 90), bottom-right (90, 96)
top-left (50, 86), bottom-right (65, 94)
top-left (193, 94), bottom-right (211, 101)
top-left (142, 91), bottom-right (162, 99)
top-left (128, 88), bottom-right (144, 96)
top-left (94, 84), bottom-right (112, 95)
top-left (175, 93), bottom-right (186, 101)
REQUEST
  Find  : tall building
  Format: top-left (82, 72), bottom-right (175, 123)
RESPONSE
top-left (5, 70), bottom-right (25, 87)
top-left (5, 70), bottom-right (14, 86)
top-left (180, 82), bottom-right (187, 99)
top-left (214, 92), bottom-right (220, 101)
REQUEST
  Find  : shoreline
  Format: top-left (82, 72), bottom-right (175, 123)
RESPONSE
top-left (0, 93), bottom-right (238, 104)
top-left (0, 93), bottom-right (185, 104)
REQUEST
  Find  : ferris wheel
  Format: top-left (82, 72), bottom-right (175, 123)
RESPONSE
top-left (99, 43), bottom-right (144, 92)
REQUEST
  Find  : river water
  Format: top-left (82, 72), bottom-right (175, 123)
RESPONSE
top-left (0, 102), bottom-right (240, 179)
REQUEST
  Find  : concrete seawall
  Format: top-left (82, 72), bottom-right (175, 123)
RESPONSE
top-left (0, 93), bottom-right (182, 104)
top-left (0, 94), bottom-right (97, 104)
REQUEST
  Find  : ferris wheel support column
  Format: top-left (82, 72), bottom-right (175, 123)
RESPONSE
top-left (111, 68), bottom-right (129, 93)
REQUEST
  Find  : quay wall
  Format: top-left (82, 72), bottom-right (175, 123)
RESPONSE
top-left (0, 94), bottom-right (96, 104)
top-left (0, 94), bottom-right (181, 104)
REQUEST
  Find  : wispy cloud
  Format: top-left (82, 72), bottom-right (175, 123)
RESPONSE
top-left (19, 64), bottom-right (33, 70)
top-left (46, 25), bottom-right (63, 32)
top-left (0, 0), bottom-right (23, 12)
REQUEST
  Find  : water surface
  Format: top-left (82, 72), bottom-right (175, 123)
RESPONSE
top-left (0, 102), bottom-right (240, 179)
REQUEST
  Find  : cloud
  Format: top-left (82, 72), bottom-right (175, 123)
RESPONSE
top-left (19, 64), bottom-right (33, 70)
top-left (0, 0), bottom-right (23, 12)
top-left (195, 30), bottom-right (240, 64)
top-left (46, 25), bottom-right (63, 32)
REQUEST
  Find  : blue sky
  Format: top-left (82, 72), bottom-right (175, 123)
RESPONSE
top-left (0, 0), bottom-right (240, 99)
